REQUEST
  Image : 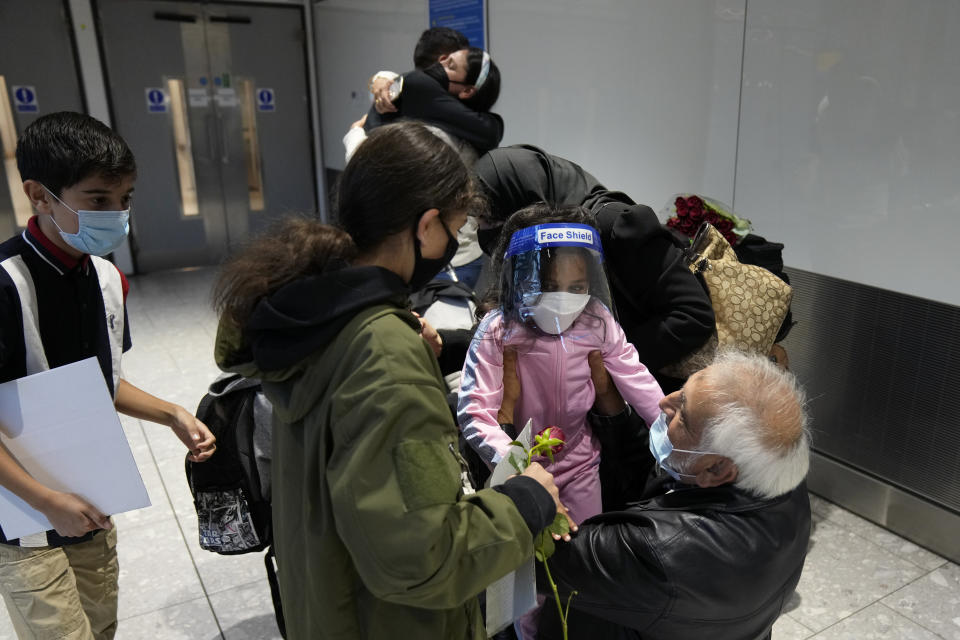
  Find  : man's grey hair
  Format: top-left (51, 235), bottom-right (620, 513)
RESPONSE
top-left (699, 350), bottom-right (810, 499)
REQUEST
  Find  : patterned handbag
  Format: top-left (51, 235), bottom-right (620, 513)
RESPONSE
top-left (661, 222), bottom-right (793, 377)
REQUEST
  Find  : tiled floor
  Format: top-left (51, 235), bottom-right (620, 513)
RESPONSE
top-left (2, 267), bottom-right (958, 639)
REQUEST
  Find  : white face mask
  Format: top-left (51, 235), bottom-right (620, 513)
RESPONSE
top-left (531, 292), bottom-right (590, 334)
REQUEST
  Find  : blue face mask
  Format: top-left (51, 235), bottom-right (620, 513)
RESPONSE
top-left (648, 412), bottom-right (719, 482)
top-left (43, 186), bottom-right (130, 256)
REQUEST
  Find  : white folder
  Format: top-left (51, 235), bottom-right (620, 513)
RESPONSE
top-left (0, 357), bottom-right (150, 540)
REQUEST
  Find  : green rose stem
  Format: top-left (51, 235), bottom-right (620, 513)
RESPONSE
top-left (510, 428), bottom-right (575, 639)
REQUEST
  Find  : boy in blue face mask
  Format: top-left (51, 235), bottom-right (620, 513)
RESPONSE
top-left (0, 111), bottom-right (216, 639)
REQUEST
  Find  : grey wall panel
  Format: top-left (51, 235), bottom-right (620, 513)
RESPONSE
top-left (783, 267), bottom-right (960, 513)
top-left (737, 0), bottom-right (960, 306)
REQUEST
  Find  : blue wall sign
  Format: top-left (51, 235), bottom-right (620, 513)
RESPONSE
top-left (145, 88), bottom-right (168, 113)
top-left (12, 86), bottom-right (39, 113)
top-left (256, 88), bottom-right (276, 112)
top-left (429, 0), bottom-right (486, 50)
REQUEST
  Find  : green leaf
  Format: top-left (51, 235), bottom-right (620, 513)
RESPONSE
top-left (534, 529), bottom-right (556, 561)
top-left (533, 513), bottom-right (569, 563)
top-left (545, 512), bottom-right (569, 538)
top-left (508, 455), bottom-right (524, 476)
top-left (508, 440), bottom-right (525, 449)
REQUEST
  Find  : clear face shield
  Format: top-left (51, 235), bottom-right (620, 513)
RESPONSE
top-left (501, 223), bottom-right (616, 338)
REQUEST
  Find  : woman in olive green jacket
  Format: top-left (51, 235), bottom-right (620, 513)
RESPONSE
top-left (213, 122), bottom-right (566, 639)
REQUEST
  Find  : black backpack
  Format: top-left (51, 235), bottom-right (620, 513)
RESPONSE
top-left (185, 373), bottom-right (285, 636)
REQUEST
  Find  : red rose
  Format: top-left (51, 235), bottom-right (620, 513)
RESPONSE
top-left (717, 219), bottom-right (734, 232)
top-left (686, 195), bottom-right (704, 209)
top-left (535, 426), bottom-right (566, 456)
top-left (704, 211), bottom-right (720, 224)
top-left (674, 196), bottom-right (685, 209)
top-left (666, 217), bottom-right (679, 228)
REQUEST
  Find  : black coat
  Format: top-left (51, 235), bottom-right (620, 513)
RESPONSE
top-left (474, 145), bottom-right (715, 384)
top-left (365, 69), bottom-right (503, 153)
top-left (538, 415), bottom-right (811, 640)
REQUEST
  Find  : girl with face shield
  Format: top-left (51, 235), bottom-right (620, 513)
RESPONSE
top-left (458, 204), bottom-right (666, 525)
top-left (458, 205), bottom-right (665, 638)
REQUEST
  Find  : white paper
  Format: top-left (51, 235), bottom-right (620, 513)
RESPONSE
top-left (188, 88), bottom-right (210, 107)
top-left (485, 419), bottom-right (539, 636)
top-left (0, 358), bottom-right (150, 539)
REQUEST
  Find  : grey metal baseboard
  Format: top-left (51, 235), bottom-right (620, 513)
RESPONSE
top-left (782, 267), bottom-right (960, 564)
top-left (808, 452), bottom-right (960, 563)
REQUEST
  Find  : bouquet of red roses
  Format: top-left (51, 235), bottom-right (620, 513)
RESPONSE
top-left (660, 194), bottom-right (752, 246)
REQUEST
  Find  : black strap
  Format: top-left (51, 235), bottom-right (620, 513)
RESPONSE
top-left (264, 546), bottom-right (286, 638)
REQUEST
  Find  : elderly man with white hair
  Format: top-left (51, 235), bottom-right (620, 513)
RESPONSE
top-left (533, 350), bottom-right (812, 640)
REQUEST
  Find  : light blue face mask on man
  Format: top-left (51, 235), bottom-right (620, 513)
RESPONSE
top-left (43, 185), bottom-right (130, 256)
top-left (648, 411), bottom-right (719, 482)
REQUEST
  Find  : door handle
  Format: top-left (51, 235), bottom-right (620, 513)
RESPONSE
top-left (220, 114), bottom-right (229, 164)
top-left (204, 112), bottom-right (217, 162)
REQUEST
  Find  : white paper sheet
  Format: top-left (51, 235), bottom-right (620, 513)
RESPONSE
top-left (0, 358), bottom-right (150, 539)
top-left (485, 419), bottom-right (539, 636)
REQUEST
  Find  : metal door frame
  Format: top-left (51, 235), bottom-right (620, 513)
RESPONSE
top-left (69, 0), bottom-right (328, 274)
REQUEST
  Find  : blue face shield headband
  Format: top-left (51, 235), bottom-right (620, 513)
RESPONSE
top-left (43, 185), bottom-right (130, 256)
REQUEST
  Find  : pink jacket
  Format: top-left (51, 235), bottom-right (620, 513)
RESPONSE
top-left (457, 300), bottom-right (664, 470)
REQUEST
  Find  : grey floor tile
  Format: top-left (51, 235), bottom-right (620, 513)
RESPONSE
top-left (209, 579), bottom-right (283, 640)
top-left (808, 493), bottom-right (846, 521)
top-left (155, 445), bottom-right (201, 518)
top-left (176, 511), bottom-right (270, 596)
top-left (813, 497), bottom-right (947, 573)
top-left (112, 455), bottom-right (175, 530)
top-left (116, 518), bottom-right (206, 621)
top-left (774, 613), bottom-right (814, 639)
top-left (808, 602), bottom-right (942, 639)
top-left (789, 520), bottom-right (926, 633)
top-left (882, 562), bottom-right (960, 640)
top-left (114, 597), bottom-right (221, 640)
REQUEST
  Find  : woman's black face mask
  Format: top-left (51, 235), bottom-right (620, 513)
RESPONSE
top-left (409, 220), bottom-right (459, 291)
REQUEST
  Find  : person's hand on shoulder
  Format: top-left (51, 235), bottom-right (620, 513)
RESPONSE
top-left (170, 406), bottom-right (217, 462)
top-left (371, 76), bottom-right (398, 114)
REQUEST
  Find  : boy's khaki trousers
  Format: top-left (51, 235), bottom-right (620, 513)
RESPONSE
top-left (0, 527), bottom-right (118, 640)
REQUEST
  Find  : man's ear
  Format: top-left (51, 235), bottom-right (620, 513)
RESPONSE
top-left (696, 456), bottom-right (738, 488)
top-left (22, 180), bottom-right (53, 214)
top-left (457, 86), bottom-right (477, 100)
top-left (415, 208), bottom-right (441, 246)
